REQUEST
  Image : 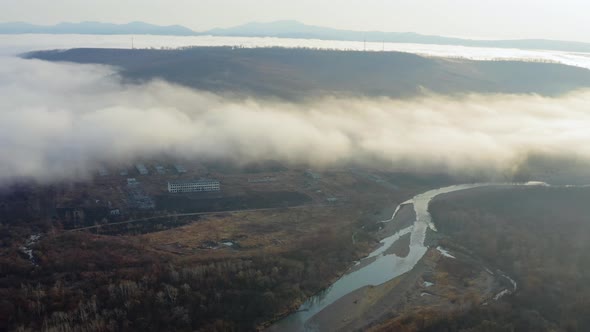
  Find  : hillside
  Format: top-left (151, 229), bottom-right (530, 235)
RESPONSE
top-left (24, 47), bottom-right (590, 99)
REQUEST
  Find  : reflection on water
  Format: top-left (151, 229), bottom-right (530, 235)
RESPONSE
top-left (271, 183), bottom-right (501, 331)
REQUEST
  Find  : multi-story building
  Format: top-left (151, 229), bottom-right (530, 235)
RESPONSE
top-left (167, 179), bottom-right (220, 193)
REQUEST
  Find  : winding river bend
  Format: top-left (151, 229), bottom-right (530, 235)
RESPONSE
top-left (270, 182), bottom-right (546, 331)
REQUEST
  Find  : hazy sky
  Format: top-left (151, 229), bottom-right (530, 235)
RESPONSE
top-left (1, 0), bottom-right (589, 42)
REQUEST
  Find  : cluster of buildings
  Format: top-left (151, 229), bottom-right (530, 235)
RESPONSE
top-left (95, 161), bottom-right (221, 209)
top-left (97, 162), bottom-right (190, 178)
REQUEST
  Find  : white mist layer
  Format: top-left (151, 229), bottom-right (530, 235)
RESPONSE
top-left (2, 57), bottom-right (590, 182)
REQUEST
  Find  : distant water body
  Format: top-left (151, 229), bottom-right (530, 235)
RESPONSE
top-left (1, 34), bottom-right (590, 70)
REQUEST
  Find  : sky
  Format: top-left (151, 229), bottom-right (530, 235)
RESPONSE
top-left (0, 0), bottom-right (589, 42)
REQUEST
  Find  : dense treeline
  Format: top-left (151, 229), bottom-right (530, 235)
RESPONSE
top-left (420, 187), bottom-right (590, 331)
top-left (1, 219), bottom-right (370, 331)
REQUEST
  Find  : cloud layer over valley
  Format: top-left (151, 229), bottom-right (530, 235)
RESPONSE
top-left (2, 56), bottom-right (590, 183)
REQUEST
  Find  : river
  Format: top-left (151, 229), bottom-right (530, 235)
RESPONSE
top-left (270, 182), bottom-right (546, 331)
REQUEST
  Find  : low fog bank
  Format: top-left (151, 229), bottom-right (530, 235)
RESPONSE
top-left (2, 57), bottom-right (590, 184)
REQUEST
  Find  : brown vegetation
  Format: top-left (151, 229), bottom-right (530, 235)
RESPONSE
top-left (0, 168), bottom-right (455, 331)
top-left (411, 186), bottom-right (590, 331)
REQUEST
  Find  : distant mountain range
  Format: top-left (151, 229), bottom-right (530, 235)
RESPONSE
top-left (205, 20), bottom-right (590, 53)
top-left (3, 20), bottom-right (590, 53)
top-left (0, 21), bottom-right (195, 36)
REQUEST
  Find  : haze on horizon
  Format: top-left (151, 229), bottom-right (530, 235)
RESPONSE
top-left (1, 0), bottom-right (589, 43)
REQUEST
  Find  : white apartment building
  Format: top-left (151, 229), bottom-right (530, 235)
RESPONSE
top-left (167, 179), bottom-right (220, 193)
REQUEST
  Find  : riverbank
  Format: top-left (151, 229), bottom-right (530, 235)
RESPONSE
top-left (270, 184), bottom-right (497, 330)
top-left (423, 185), bottom-right (590, 331)
top-left (269, 183), bottom-right (538, 331)
top-left (306, 245), bottom-right (503, 331)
